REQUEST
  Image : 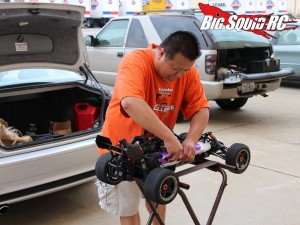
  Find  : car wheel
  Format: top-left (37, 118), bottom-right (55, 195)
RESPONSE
top-left (144, 168), bottom-right (179, 205)
top-left (225, 143), bottom-right (251, 174)
top-left (95, 153), bottom-right (122, 185)
top-left (176, 110), bottom-right (184, 122)
top-left (178, 132), bottom-right (187, 141)
top-left (215, 98), bottom-right (248, 110)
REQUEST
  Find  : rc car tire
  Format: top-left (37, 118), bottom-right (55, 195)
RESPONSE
top-left (178, 132), bottom-right (187, 141)
top-left (225, 143), bottom-right (251, 174)
top-left (176, 111), bottom-right (184, 122)
top-left (95, 153), bottom-right (121, 185)
top-left (144, 168), bottom-right (179, 205)
top-left (215, 98), bottom-right (248, 110)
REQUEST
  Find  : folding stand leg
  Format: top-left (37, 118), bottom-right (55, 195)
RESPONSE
top-left (176, 167), bottom-right (227, 225)
top-left (206, 167), bottom-right (227, 225)
top-left (136, 181), bottom-right (165, 225)
top-left (177, 188), bottom-right (201, 225)
top-left (136, 162), bottom-right (228, 225)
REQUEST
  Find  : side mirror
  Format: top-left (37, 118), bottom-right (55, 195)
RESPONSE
top-left (85, 35), bottom-right (98, 46)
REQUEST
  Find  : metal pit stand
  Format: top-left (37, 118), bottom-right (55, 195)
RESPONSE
top-left (135, 159), bottom-right (236, 225)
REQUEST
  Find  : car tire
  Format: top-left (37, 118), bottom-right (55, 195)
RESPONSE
top-left (225, 143), bottom-right (251, 174)
top-left (178, 132), bottom-right (187, 141)
top-left (215, 98), bottom-right (248, 110)
top-left (144, 168), bottom-right (179, 205)
top-left (95, 153), bottom-right (122, 185)
top-left (176, 110), bottom-right (184, 122)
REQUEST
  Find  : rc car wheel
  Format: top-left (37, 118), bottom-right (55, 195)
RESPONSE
top-left (95, 153), bottom-right (121, 185)
top-left (225, 143), bottom-right (251, 174)
top-left (144, 168), bottom-right (179, 205)
top-left (176, 110), bottom-right (184, 122)
top-left (178, 132), bottom-right (187, 141)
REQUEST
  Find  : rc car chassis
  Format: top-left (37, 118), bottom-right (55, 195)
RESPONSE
top-left (95, 131), bottom-right (251, 225)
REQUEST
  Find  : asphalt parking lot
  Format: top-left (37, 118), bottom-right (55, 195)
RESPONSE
top-left (1, 85), bottom-right (300, 225)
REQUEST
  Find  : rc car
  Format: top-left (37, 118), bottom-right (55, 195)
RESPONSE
top-left (95, 131), bottom-right (250, 205)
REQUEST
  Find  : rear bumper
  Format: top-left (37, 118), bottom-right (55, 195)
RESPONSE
top-left (240, 67), bottom-right (295, 81)
top-left (0, 137), bottom-right (99, 205)
top-left (202, 67), bottom-right (294, 100)
top-left (221, 80), bottom-right (281, 99)
top-left (0, 171), bottom-right (95, 205)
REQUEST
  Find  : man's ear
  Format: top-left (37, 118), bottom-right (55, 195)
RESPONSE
top-left (158, 48), bottom-right (165, 60)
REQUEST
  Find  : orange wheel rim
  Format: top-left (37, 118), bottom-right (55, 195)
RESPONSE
top-left (163, 184), bottom-right (168, 190)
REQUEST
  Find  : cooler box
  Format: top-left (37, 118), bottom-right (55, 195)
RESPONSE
top-left (249, 59), bottom-right (280, 73)
top-left (74, 102), bottom-right (100, 131)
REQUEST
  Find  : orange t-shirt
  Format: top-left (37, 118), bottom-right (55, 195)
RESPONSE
top-left (98, 44), bottom-right (209, 155)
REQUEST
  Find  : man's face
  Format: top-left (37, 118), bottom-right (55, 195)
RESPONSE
top-left (155, 48), bottom-right (195, 82)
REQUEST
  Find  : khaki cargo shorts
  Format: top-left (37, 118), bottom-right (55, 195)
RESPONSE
top-left (96, 180), bottom-right (142, 217)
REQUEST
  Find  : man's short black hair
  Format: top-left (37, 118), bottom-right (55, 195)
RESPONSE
top-left (159, 31), bottom-right (201, 60)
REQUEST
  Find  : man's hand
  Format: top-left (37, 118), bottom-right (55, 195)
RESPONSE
top-left (164, 136), bottom-right (182, 162)
top-left (180, 139), bottom-right (196, 162)
top-left (178, 108), bottom-right (209, 162)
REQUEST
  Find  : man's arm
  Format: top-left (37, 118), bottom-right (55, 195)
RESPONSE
top-left (121, 96), bottom-right (182, 161)
top-left (180, 108), bottom-right (209, 161)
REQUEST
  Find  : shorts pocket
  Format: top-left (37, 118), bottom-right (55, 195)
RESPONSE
top-left (96, 180), bottom-right (119, 215)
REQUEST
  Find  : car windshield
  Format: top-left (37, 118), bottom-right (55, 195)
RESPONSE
top-left (276, 23), bottom-right (300, 45)
top-left (194, 15), bottom-right (271, 49)
top-left (150, 15), bottom-right (203, 43)
top-left (0, 69), bottom-right (84, 87)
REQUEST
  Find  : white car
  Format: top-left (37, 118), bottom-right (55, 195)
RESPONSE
top-left (85, 12), bottom-right (294, 110)
top-left (0, 3), bottom-right (112, 213)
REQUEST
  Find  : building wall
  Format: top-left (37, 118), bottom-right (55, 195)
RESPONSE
top-left (288, 0), bottom-right (300, 18)
top-left (190, 0), bottom-right (208, 9)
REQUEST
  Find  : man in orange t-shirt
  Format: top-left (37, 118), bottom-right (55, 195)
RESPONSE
top-left (96, 31), bottom-right (210, 225)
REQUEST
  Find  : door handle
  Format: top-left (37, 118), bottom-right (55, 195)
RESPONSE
top-left (117, 52), bottom-right (124, 57)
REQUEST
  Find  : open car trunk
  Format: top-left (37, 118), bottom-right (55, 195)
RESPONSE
top-left (0, 83), bottom-right (106, 147)
top-left (217, 47), bottom-right (280, 80)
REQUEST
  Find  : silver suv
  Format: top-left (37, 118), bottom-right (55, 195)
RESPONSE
top-left (85, 12), bottom-right (294, 110)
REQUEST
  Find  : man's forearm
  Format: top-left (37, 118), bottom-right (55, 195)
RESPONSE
top-left (186, 108), bottom-right (209, 143)
top-left (121, 97), bottom-right (176, 142)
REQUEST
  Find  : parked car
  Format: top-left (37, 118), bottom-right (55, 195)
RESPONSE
top-left (271, 20), bottom-right (300, 85)
top-left (85, 11), bottom-right (294, 110)
top-left (0, 3), bottom-right (112, 212)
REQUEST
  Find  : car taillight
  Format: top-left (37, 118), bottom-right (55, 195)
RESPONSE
top-left (205, 55), bottom-right (217, 75)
